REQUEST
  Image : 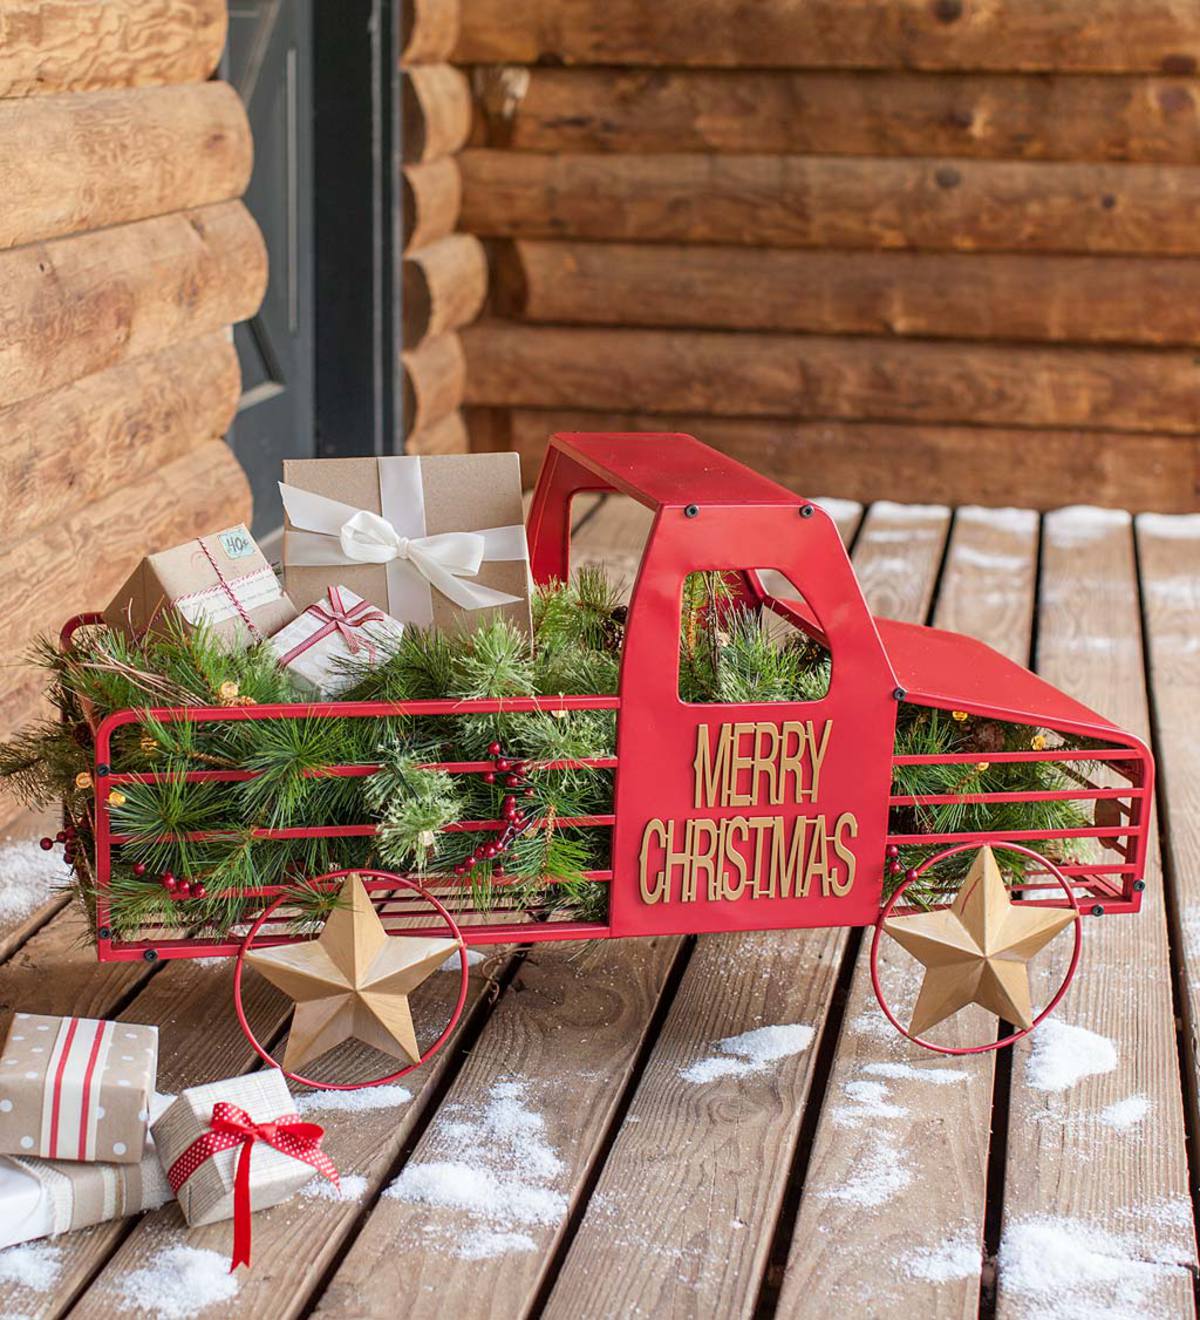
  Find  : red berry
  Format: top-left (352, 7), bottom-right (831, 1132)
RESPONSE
top-left (38, 837), bottom-right (53, 851)
top-left (162, 873), bottom-right (177, 891)
top-left (133, 862), bottom-right (147, 877)
top-left (64, 827), bottom-right (76, 841)
top-left (493, 864), bottom-right (505, 877)
top-left (193, 884), bottom-right (207, 899)
top-left (888, 860), bottom-right (902, 877)
top-left (483, 771), bottom-right (496, 785)
top-left (55, 831), bottom-right (67, 844)
top-left (502, 795), bottom-right (516, 814)
top-left (453, 863), bottom-right (466, 876)
top-left (487, 741), bottom-right (502, 757)
top-left (885, 843), bottom-right (899, 859)
top-left (484, 843), bottom-right (499, 859)
top-left (512, 761), bottom-right (528, 775)
top-left (495, 758), bottom-right (510, 773)
top-left (524, 788), bottom-right (534, 798)
top-left (905, 868), bottom-right (918, 884)
top-left (63, 849), bottom-right (74, 864)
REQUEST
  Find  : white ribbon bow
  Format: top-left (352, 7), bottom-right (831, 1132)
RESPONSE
top-left (280, 462), bottom-right (527, 626)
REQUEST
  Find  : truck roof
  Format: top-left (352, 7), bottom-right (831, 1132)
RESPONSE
top-left (552, 432), bottom-right (804, 510)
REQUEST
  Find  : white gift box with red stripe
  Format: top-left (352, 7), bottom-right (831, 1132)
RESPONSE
top-left (268, 583), bottom-right (404, 697)
top-left (0, 1015), bottom-right (158, 1165)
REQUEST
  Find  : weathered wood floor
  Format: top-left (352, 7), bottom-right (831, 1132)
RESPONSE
top-left (1, 493), bottom-right (1199, 1318)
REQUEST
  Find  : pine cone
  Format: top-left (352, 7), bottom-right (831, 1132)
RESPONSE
top-left (973, 720), bottom-right (1009, 753)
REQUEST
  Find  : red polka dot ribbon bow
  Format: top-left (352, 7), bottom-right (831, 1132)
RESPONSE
top-left (276, 586), bottom-right (386, 668)
top-left (166, 1102), bottom-right (339, 1271)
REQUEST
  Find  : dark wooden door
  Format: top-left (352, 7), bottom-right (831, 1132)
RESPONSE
top-left (227, 0), bottom-right (315, 537)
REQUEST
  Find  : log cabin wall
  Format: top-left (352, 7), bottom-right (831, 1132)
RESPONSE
top-left (0, 0), bottom-right (266, 745)
top-left (401, 0), bottom-right (488, 454)
top-left (452, 0), bottom-right (1200, 511)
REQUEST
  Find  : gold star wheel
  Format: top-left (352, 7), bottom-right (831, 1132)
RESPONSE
top-left (883, 846), bottom-right (1076, 1037)
top-left (246, 874), bottom-right (460, 1072)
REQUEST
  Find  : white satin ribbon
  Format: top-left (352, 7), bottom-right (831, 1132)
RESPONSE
top-left (279, 456), bottom-right (527, 626)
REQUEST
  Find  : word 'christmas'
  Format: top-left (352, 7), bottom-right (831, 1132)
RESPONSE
top-left (638, 719), bottom-right (859, 904)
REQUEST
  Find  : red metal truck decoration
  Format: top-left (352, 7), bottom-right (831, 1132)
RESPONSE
top-left (79, 434), bottom-right (1153, 1087)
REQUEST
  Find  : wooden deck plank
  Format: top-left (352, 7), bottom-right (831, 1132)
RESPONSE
top-left (540, 500), bottom-right (949, 1317)
top-left (775, 504), bottom-right (1039, 1318)
top-left (312, 936), bottom-right (682, 1320)
top-left (1137, 512), bottom-right (1200, 1133)
top-left (995, 507), bottom-right (1196, 1317)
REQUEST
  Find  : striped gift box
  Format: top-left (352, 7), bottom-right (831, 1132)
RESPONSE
top-left (0, 1015), bottom-right (158, 1165)
top-left (152, 1069), bottom-right (313, 1227)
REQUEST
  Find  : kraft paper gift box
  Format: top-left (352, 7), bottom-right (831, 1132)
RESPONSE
top-left (105, 524), bottom-right (297, 647)
top-left (0, 1093), bottom-right (175, 1250)
top-left (268, 584), bottom-right (405, 697)
top-left (279, 453), bottom-right (532, 636)
top-left (152, 1069), bottom-right (317, 1227)
top-left (0, 1015), bottom-right (158, 1165)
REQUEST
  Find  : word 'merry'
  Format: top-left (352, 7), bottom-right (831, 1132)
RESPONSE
top-left (638, 720), bottom-right (859, 905)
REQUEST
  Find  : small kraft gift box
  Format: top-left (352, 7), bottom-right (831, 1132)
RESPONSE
top-left (279, 453), bottom-right (531, 636)
top-left (153, 1067), bottom-right (337, 1268)
top-left (105, 524), bottom-right (297, 647)
top-left (268, 584), bottom-right (405, 697)
top-left (0, 1015), bottom-right (158, 1165)
top-left (0, 1093), bottom-right (175, 1250)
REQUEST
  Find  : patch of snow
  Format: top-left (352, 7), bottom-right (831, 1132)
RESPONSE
top-left (1026, 1020), bottom-right (1118, 1093)
top-left (814, 496), bottom-right (862, 523)
top-left (115, 1245), bottom-right (239, 1319)
top-left (1047, 506), bottom-right (1130, 547)
top-left (957, 505), bottom-right (1038, 533)
top-left (1137, 512), bottom-right (1200, 539)
top-left (387, 1161), bottom-right (565, 1226)
top-left (301, 1172), bottom-right (368, 1202)
top-left (295, 1084), bottom-right (411, 1114)
top-left (864, 527), bottom-right (940, 544)
top-left (439, 947), bottom-right (487, 972)
top-left (385, 1079), bottom-right (567, 1249)
top-left (951, 543), bottom-right (1028, 572)
top-left (831, 1079), bottom-right (907, 1126)
top-left (0, 837), bottom-right (66, 924)
top-left (998, 1215), bottom-right (1188, 1319)
top-left (906, 1232), bottom-right (980, 1283)
top-left (862, 1061), bottom-right (968, 1086)
top-left (821, 1133), bottom-right (911, 1209)
top-left (869, 501), bottom-right (949, 522)
top-left (1098, 1094), bottom-right (1150, 1131)
top-left (0, 1241), bottom-right (61, 1292)
top-left (456, 1229), bottom-right (536, 1260)
top-left (680, 1023), bottom-right (814, 1085)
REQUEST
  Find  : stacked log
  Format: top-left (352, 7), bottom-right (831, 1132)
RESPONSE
top-left (0, 1), bottom-right (261, 758)
top-left (453, 0), bottom-right (1200, 511)
top-left (402, 0), bottom-right (485, 454)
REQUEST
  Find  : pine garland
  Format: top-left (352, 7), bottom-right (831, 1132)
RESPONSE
top-left (0, 569), bottom-right (1098, 943)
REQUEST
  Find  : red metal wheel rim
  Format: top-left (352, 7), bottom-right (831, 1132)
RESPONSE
top-left (233, 868), bottom-right (470, 1090)
top-left (870, 842), bottom-right (1083, 1056)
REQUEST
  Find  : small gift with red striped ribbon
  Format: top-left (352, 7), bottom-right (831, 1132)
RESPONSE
top-left (0, 1014), bottom-right (158, 1165)
top-left (267, 583), bottom-right (404, 696)
top-left (104, 523), bottom-right (297, 648)
top-left (154, 1069), bottom-right (338, 1270)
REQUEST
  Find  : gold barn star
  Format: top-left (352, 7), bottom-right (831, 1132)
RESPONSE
top-left (883, 846), bottom-right (1075, 1036)
top-left (246, 873), bottom-right (460, 1072)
